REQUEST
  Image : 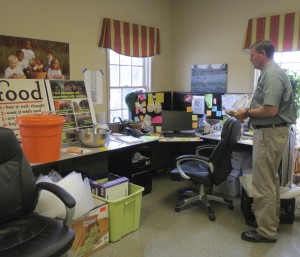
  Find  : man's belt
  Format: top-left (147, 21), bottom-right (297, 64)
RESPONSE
top-left (252, 123), bottom-right (289, 129)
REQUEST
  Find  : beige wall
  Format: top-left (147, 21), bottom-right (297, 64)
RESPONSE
top-left (171, 0), bottom-right (300, 93)
top-left (0, 0), bottom-right (173, 116)
top-left (1, 0), bottom-right (299, 115)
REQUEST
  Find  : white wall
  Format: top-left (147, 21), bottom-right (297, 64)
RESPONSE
top-left (171, 0), bottom-right (300, 93)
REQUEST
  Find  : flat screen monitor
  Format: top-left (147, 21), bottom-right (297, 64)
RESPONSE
top-left (161, 111), bottom-right (193, 132)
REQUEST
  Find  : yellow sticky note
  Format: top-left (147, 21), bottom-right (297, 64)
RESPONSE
top-left (192, 122), bottom-right (198, 129)
top-left (155, 93), bottom-right (164, 103)
top-left (206, 110), bottom-right (212, 116)
top-left (186, 106), bottom-right (192, 112)
top-left (148, 94), bottom-right (154, 104)
top-left (192, 115), bottom-right (198, 121)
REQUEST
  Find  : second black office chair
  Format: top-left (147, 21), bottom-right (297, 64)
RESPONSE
top-left (171, 117), bottom-right (241, 221)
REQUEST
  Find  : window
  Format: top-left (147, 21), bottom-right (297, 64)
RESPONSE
top-left (274, 51), bottom-right (300, 73)
top-left (108, 49), bottom-right (152, 122)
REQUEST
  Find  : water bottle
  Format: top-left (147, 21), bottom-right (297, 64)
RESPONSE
top-left (198, 114), bottom-right (206, 134)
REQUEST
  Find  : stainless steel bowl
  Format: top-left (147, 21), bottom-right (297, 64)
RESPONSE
top-left (78, 127), bottom-right (110, 147)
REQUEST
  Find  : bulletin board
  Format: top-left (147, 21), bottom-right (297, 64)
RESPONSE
top-left (132, 91), bottom-right (172, 123)
top-left (172, 91), bottom-right (223, 120)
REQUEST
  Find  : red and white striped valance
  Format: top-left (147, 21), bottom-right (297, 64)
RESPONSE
top-left (243, 12), bottom-right (300, 52)
top-left (98, 18), bottom-right (160, 57)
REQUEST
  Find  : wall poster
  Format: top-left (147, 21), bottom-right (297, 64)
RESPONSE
top-left (191, 64), bottom-right (227, 94)
top-left (0, 79), bottom-right (96, 143)
top-left (0, 35), bottom-right (70, 80)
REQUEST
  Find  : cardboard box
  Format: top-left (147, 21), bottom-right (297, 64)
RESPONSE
top-left (68, 198), bottom-right (109, 257)
top-left (231, 151), bottom-right (252, 171)
top-left (214, 174), bottom-right (240, 197)
top-left (89, 176), bottom-right (129, 201)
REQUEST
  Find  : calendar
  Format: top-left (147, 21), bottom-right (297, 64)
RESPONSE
top-left (83, 69), bottom-right (103, 104)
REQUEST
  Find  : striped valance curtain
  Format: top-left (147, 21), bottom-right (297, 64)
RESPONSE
top-left (243, 12), bottom-right (300, 52)
top-left (98, 18), bottom-right (160, 57)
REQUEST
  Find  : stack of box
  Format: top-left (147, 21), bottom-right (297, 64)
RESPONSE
top-left (214, 151), bottom-right (252, 197)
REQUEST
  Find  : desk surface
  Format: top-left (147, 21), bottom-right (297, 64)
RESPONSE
top-left (200, 131), bottom-right (253, 146)
top-left (30, 135), bottom-right (158, 166)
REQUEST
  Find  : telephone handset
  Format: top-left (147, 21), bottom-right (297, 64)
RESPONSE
top-left (125, 127), bottom-right (144, 138)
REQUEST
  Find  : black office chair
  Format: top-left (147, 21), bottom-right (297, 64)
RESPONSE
top-left (171, 117), bottom-right (241, 221)
top-left (0, 127), bottom-right (76, 257)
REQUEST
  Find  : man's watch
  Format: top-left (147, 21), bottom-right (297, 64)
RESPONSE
top-left (245, 109), bottom-right (250, 118)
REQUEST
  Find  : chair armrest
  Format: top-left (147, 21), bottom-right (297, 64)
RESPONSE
top-left (36, 182), bottom-right (76, 224)
top-left (195, 144), bottom-right (216, 156)
top-left (176, 154), bottom-right (213, 180)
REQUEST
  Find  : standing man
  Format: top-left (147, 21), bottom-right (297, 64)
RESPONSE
top-left (234, 40), bottom-right (296, 243)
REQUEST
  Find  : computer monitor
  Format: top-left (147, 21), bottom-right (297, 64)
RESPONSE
top-left (161, 111), bottom-right (193, 132)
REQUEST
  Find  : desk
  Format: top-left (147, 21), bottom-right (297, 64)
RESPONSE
top-left (201, 131), bottom-right (296, 187)
top-left (31, 137), bottom-right (158, 194)
top-left (200, 131), bottom-right (253, 146)
top-left (30, 134), bottom-right (206, 194)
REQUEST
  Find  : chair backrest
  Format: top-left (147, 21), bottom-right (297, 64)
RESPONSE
top-left (0, 127), bottom-right (38, 224)
top-left (209, 117), bottom-right (241, 186)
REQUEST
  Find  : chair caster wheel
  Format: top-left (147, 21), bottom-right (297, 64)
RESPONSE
top-left (175, 206), bottom-right (181, 212)
top-left (209, 214), bottom-right (216, 221)
top-left (228, 204), bottom-right (234, 210)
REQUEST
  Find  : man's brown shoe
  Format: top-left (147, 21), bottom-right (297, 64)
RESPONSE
top-left (241, 230), bottom-right (277, 243)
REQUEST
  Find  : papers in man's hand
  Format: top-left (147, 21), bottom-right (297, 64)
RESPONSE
top-left (116, 135), bottom-right (143, 144)
top-left (223, 94), bottom-right (252, 116)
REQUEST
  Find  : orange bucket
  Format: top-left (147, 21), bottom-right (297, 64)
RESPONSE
top-left (16, 113), bottom-right (65, 163)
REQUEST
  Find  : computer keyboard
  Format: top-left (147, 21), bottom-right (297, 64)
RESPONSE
top-left (162, 132), bottom-right (197, 137)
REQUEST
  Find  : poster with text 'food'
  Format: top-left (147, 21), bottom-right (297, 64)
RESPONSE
top-left (0, 79), bottom-right (96, 142)
top-left (0, 79), bottom-right (50, 139)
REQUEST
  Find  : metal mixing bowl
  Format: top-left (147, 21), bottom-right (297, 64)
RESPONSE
top-left (78, 127), bottom-right (110, 147)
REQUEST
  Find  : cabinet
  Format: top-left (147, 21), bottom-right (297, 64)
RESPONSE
top-left (107, 143), bottom-right (153, 195)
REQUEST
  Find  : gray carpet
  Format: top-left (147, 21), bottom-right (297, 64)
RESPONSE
top-left (89, 172), bottom-right (300, 257)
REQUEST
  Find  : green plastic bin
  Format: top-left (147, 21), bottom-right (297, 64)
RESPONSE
top-left (93, 183), bottom-right (144, 242)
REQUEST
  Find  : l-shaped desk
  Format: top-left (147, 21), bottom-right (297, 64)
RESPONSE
top-left (30, 134), bottom-right (208, 195)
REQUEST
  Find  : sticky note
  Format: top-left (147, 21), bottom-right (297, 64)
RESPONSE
top-left (138, 94), bottom-right (145, 101)
top-left (192, 115), bottom-right (198, 121)
top-left (148, 94), bottom-right (154, 104)
top-left (206, 110), bottom-right (212, 116)
top-left (156, 93), bottom-right (164, 103)
top-left (205, 94), bottom-right (213, 108)
top-left (192, 122), bottom-right (198, 129)
top-left (186, 106), bottom-right (192, 112)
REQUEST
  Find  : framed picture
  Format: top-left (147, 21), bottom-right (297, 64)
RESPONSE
top-left (191, 64), bottom-right (227, 94)
top-left (0, 35), bottom-right (70, 80)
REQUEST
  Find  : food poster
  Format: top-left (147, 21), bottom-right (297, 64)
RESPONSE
top-left (0, 79), bottom-right (50, 140)
top-left (46, 80), bottom-right (96, 143)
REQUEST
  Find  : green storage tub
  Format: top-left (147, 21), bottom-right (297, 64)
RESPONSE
top-left (93, 183), bottom-right (144, 242)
